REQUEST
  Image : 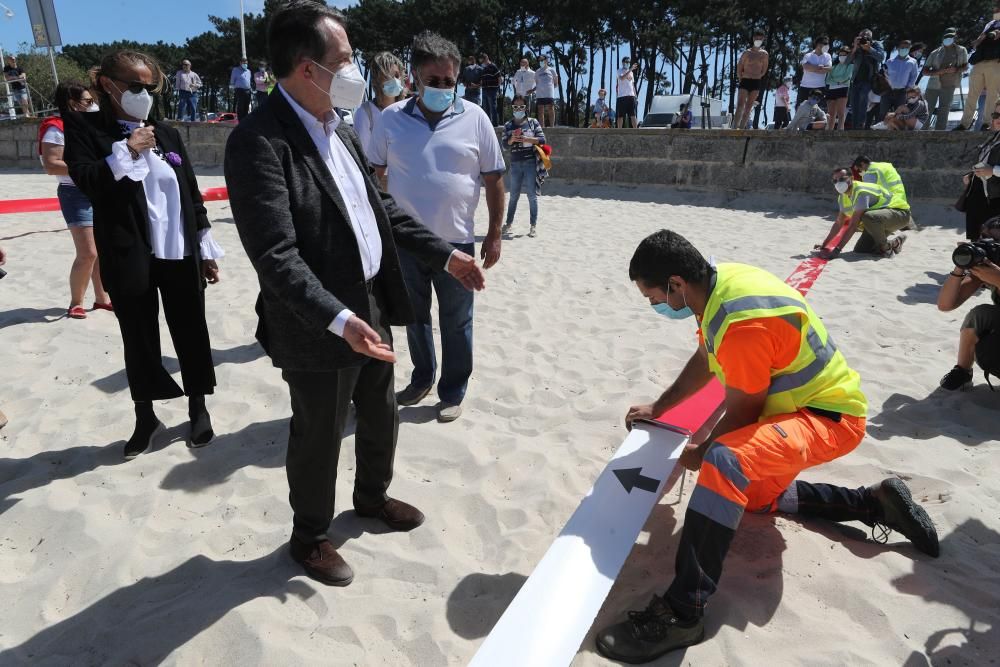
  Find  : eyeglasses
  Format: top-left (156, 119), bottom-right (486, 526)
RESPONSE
top-left (115, 80), bottom-right (157, 94)
top-left (512, 105), bottom-right (526, 110)
top-left (832, 176), bottom-right (851, 184)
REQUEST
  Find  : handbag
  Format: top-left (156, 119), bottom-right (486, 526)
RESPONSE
top-left (872, 68), bottom-right (892, 96)
top-left (955, 173), bottom-right (974, 212)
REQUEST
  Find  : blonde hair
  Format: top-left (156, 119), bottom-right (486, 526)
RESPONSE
top-left (369, 51), bottom-right (407, 101)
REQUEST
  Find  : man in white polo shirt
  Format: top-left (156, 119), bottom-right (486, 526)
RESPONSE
top-left (370, 30), bottom-right (506, 423)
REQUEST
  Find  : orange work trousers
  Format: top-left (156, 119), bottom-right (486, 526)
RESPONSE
top-left (689, 410), bottom-right (867, 529)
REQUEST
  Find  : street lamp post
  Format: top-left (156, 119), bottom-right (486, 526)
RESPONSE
top-left (239, 0), bottom-right (247, 60)
top-left (0, 1), bottom-right (16, 119)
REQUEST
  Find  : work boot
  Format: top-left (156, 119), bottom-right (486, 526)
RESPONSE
top-left (940, 365), bottom-right (973, 391)
top-left (596, 595), bottom-right (705, 663)
top-left (868, 478), bottom-right (940, 557)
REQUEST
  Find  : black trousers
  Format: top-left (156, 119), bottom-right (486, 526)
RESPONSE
top-left (110, 257), bottom-right (215, 402)
top-left (964, 180), bottom-right (1000, 240)
top-left (234, 88), bottom-right (251, 120)
top-left (773, 106), bottom-right (790, 129)
top-left (281, 289), bottom-right (397, 543)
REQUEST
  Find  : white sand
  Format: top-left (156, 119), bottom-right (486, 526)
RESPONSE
top-left (0, 170), bottom-right (997, 665)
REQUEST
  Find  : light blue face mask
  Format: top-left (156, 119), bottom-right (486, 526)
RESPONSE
top-left (420, 79), bottom-right (455, 112)
top-left (898, 48), bottom-right (910, 57)
top-left (382, 78), bottom-right (403, 97)
top-left (513, 110), bottom-right (525, 120)
top-left (651, 285), bottom-right (694, 320)
top-left (943, 37), bottom-right (955, 47)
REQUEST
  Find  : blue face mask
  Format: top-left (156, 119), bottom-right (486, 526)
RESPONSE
top-left (241, 63), bottom-right (248, 70)
top-left (513, 110), bottom-right (525, 120)
top-left (651, 285), bottom-right (694, 320)
top-left (420, 80), bottom-right (455, 113)
top-left (382, 78), bottom-right (403, 97)
top-left (898, 48), bottom-right (910, 57)
top-left (943, 38), bottom-right (955, 47)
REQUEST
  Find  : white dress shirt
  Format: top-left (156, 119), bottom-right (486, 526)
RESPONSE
top-left (278, 85), bottom-right (383, 337)
top-left (106, 120), bottom-right (224, 262)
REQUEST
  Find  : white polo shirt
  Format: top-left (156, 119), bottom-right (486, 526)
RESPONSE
top-left (369, 97), bottom-right (506, 244)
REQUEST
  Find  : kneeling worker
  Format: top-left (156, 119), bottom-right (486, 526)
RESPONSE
top-left (596, 230), bottom-right (939, 663)
top-left (817, 166), bottom-right (911, 259)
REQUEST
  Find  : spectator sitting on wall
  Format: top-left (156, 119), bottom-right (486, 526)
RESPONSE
top-left (591, 89), bottom-right (613, 127)
top-left (786, 90), bottom-right (827, 130)
top-left (937, 216), bottom-right (1000, 390)
top-left (874, 85), bottom-right (929, 130)
top-left (671, 103), bottom-right (694, 129)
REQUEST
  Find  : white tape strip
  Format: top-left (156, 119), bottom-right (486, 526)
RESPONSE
top-left (468, 424), bottom-right (688, 667)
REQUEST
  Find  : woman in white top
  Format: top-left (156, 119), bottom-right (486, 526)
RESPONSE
top-left (39, 81), bottom-right (112, 319)
top-left (65, 50), bottom-right (223, 460)
top-left (355, 51), bottom-right (407, 166)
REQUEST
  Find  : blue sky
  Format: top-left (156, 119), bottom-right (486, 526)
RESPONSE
top-left (0, 0), bottom-right (353, 54)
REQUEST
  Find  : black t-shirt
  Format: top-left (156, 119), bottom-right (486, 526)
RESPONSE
top-left (480, 63), bottom-right (501, 88)
top-left (4, 65), bottom-right (25, 91)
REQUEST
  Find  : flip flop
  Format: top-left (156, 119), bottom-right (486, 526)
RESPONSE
top-left (68, 305), bottom-right (87, 319)
top-left (92, 302), bottom-right (114, 312)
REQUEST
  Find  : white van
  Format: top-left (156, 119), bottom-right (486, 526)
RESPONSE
top-left (639, 94), bottom-right (729, 128)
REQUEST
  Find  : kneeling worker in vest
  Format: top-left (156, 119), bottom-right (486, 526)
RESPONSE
top-left (596, 230), bottom-right (939, 663)
top-left (817, 166), bottom-right (911, 259)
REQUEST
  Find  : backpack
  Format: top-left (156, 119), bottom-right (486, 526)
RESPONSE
top-left (976, 329), bottom-right (1000, 390)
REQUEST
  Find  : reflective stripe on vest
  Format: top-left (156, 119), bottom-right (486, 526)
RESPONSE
top-left (700, 263), bottom-right (868, 418)
top-left (863, 162), bottom-right (909, 211)
top-left (839, 181), bottom-right (892, 218)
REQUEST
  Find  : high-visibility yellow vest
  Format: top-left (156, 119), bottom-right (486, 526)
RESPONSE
top-left (862, 161), bottom-right (909, 211)
top-left (700, 263), bottom-right (868, 418)
top-left (838, 181), bottom-right (893, 219)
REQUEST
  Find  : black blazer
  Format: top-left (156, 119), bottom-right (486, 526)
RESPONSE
top-left (64, 111), bottom-right (210, 296)
top-left (224, 88), bottom-right (455, 371)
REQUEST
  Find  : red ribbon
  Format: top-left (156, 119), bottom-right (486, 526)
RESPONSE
top-left (0, 187), bottom-right (230, 215)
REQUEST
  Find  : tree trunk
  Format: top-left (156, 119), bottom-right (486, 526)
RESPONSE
top-left (681, 40), bottom-right (698, 94)
top-left (586, 39), bottom-right (596, 126)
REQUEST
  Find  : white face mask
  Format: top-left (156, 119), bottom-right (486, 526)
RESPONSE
top-left (753, 40), bottom-right (763, 48)
top-left (310, 60), bottom-right (366, 110)
top-left (995, 11), bottom-right (1000, 19)
top-left (110, 81), bottom-right (153, 120)
top-left (821, 45), bottom-right (830, 54)
top-left (87, 103), bottom-right (100, 112)
top-left (835, 180), bottom-right (850, 194)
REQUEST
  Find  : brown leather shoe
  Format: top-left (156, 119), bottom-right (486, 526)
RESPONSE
top-left (355, 497), bottom-right (425, 531)
top-left (288, 536), bottom-right (354, 586)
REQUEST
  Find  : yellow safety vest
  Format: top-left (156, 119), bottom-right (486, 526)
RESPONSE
top-left (862, 161), bottom-right (909, 211)
top-left (700, 263), bottom-right (868, 419)
top-left (838, 181), bottom-right (893, 219)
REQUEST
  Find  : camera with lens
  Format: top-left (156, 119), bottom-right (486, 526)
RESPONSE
top-left (858, 37), bottom-right (870, 45)
top-left (953, 239), bottom-right (1000, 268)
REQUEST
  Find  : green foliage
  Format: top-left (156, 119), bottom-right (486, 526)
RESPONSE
top-left (7, 44), bottom-right (89, 113)
top-left (49, 0), bottom-right (996, 125)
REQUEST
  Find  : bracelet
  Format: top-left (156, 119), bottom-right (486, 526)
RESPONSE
top-left (126, 143), bottom-right (140, 160)
top-left (950, 270), bottom-right (968, 277)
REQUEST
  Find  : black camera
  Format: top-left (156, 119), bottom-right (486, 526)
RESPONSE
top-left (859, 37), bottom-right (870, 45)
top-left (953, 239), bottom-right (1000, 268)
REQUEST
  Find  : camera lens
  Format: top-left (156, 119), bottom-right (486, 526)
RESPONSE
top-left (952, 243), bottom-right (983, 268)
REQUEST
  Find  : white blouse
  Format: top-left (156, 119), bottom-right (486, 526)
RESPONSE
top-left (105, 120), bottom-right (223, 261)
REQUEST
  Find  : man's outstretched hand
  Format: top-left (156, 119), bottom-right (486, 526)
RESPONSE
top-left (448, 251), bottom-right (486, 291)
top-left (344, 315), bottom-right (396, 362)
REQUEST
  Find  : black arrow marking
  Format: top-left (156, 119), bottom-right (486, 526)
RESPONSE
top-left (613, 467), bottom-right (661, 494)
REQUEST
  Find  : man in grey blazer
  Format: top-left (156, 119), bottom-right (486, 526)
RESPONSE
top-left (224, 1), bottom-right (486, 586)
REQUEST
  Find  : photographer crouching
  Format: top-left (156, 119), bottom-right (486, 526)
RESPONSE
top-left (937, 216), bottom-right (1000, 390)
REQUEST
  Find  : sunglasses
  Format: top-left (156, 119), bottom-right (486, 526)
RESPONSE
top-left (512, 104), bottom-right (526, 110)
top-left (115, 80), bottom-right (157, 94)
top-left (833, 176), bottom-right (851, 183)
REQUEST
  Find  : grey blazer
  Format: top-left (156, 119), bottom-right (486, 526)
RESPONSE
top-left (224, 89), bottom-right (455, 371)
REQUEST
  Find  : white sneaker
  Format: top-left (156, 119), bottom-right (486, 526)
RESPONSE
top-left (528, 226), bottom-right (537, 238)
top-left (872, 122), bottom-right (888, 130)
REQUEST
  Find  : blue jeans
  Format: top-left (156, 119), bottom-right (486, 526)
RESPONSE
top-left (482, 87), bottom-right (499, 125)
top-left (399, 242), bottom-right (475, 404)
top-left (847, 81), bottom-right (871, 129)
top-left (178, 90), bottom-right (197, 121)
top-left (506, 159), bottom-right (539, 227)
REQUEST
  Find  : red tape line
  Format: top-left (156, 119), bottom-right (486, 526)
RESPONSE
top-left (0, 187), bottom-right (230, 215)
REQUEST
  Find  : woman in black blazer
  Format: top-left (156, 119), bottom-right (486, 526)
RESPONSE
top-left (65, 50), bottom-right (222, 459)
